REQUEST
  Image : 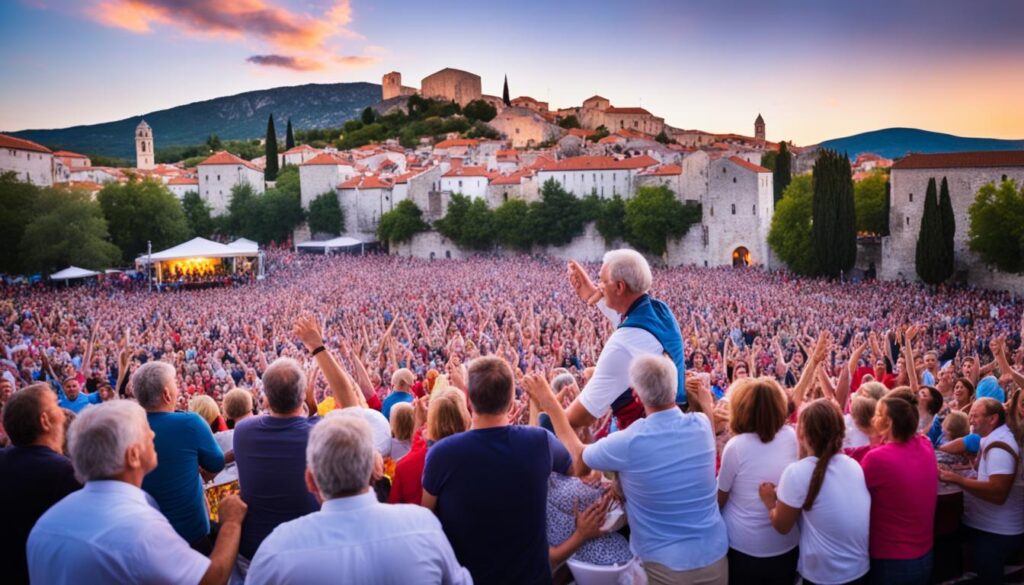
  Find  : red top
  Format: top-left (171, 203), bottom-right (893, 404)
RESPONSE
top-left (860, 436), bottom-right (937, 559)
top-left (388, 430), bottom-right (428, 505)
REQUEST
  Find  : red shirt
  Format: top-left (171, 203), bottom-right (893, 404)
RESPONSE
top-left (860, 436), bottom-right (937, 559)
top-left (388, 430), bottom-right (427, 505)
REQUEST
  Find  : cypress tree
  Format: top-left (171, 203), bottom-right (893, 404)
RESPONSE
top-left (882, 177), bottom-right (891, 236)
top-left (938, 176), bottom-right (955, 280)
top-left (915, 177), bottom-right (945, 284)
top-left (836, 152), bottom-right (857, 274)
top-left (502, 75), bottom-right (511, 107)
top-left (285, 118), bottom-right (295, 150)
top-left (773, 141), bottom-right (792, 203)
top-left (265, 114), bottom-right (279, 181)
top-left (811, 150), bottom-right (839, 276)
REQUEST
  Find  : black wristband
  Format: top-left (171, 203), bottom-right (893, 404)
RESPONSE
top-left (311, 345), bottom-right (326, 357)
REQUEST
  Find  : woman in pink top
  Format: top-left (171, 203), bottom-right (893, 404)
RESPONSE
top-left (861, 388), bottom-right (937, 585)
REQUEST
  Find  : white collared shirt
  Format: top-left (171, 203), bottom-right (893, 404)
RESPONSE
top-left (27, 480), bottom-right (210, 585)
top-left (246, 490), bottom-right (472, 585)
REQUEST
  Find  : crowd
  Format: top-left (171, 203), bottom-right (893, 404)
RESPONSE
top-left (1, 248), bottom-right (1023, 585)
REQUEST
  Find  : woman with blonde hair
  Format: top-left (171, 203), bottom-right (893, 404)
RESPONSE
top-left (208, 388), bottom-right (253, 485)
top-left (760, 399), bottom-right (871, 585)
top-left (389, 388), bottom-right (470, 505)
top-left (717, 377), bottom-right (799, 585)
top-left (189, 394), bottom-right (228, 433)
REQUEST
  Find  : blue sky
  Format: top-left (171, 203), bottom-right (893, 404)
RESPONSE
top-left (2, 0), bottom-right (1022, 145)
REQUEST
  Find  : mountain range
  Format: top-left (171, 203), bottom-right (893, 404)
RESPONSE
top-left (817, 127), bottom-right (1024, 159)
top-left (7, 82), bottom-right (381, 160)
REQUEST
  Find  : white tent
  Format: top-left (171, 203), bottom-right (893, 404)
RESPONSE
top-left (296, 236), bottom-right (364, 251)
top-left (148, 237), bottom-right (255, 261)
top-left (227, 238), bottom-right (259, 255)
top-left (50, 266), bottom-right (101, 280)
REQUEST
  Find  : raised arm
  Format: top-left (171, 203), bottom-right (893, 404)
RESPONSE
top-left (522, 374), bottom-right (590, 477)
top-left (293, 317), bottom-right (359, 409)
top-left (903, 325), bottom-right (921, 395)
top-left (792, 331), bottom-right (829, 410)
top-left (992, 335), bottom-right (1024, 389)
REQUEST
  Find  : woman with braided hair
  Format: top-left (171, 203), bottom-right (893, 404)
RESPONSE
top-left (758, 399), bottom-right (871, 585)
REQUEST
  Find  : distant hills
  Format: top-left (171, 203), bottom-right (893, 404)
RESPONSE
top-left (7, 82), bottom-right (381, 160)
top-left (817, 127), bottom-right (1024, 159)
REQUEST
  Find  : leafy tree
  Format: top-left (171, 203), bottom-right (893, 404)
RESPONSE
top-left (206, 134), bottom-right (223, 152)
top-left (97, 178), bottom-right (189, 262)
top-left (465, 121), bottom-right (501, 140)
top-left (377, 200), bottom-right (429, 244)
top-left (939, 176), bottom-right (956, 273)
top-left (811, 149), bottom-right (856, 277)
top-left (88, 154), bottom-right (132, 168)
top-left (181, 191), bottom-right (214, 238)
top-left (0, 172), bottom-right (40, 273)
top-left (528, 180), bottom-right (586, 247)
top-left (968, 179), bottom-right (1024, 273)
top-left (463, 100), bottom-right (497, 123)
top-left (768, 175), bottom-right (817, 275)
top-left (460, 197), bottom-right (496, 249)
top-left (21, 188), bottom-right (121, 273)
top-left (623, 185), bottom-right (699, 256)
top-left (493, 199), bottom-right (533, 251)
top-left (882, 178), bottom-right (891, 236)
top-left (760, 150), bottom-right (777, 171)
top-left (265, 114), bottom-right (279, 181)
top-left (916, 178), bottom-right (949, 284)
top-left (308, 191), bottom-right (344, 235)
top-left (274, 165), bottom-right (300, 199)
top-left (361, 106), bottom-right (377, 126)
top-left (558, 115), bottom-right (581, 129)
top-left (595, 195), bottom-right (628, 244)
top-left (773, 141), bottom-right (792, 203)
top-left (588, 125), bottom-right (610, 142)
top-left (655, 131), bottom-right (671, 144)
top-left (502, 75), bottom-right (511, 107)
top-left (285, 118), bottom-right (295, 150)
top-left (226, 183), bottom-right (261, 239)
top-left (259, 186), bottom-right (305, 244)
top-left (854, 172), bottom-right (888, 235)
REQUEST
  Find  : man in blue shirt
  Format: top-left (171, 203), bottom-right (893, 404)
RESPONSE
top-left (525, 355), bottom-right (728, 585)
top-left (381, 368), bottom-right (415, 420)
top-left (423, 356), bottom-right (571, 585)
top-left (55, 377), bottom-right (102, 413)
top-left (132, 361), bottom-right (225, 552)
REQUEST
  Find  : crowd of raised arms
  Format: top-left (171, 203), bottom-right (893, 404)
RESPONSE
top-left (1, 250), bottom-right (1023, 585)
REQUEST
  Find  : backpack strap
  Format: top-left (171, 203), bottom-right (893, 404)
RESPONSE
top-left (981, 441), bottom-right (1021, 478)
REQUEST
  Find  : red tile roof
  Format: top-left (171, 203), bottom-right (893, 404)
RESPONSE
top-left (566, 128), bottom-right (592, 139)
top-left (728, 156), bottom-right (771, 173)
top-left (282, 144), bottom-right (318, 155)
top-left (0, 133), bottom-right (51, 154)
top-left (54, 150), bottom-right (88, 158)
top-left (434, 138), bottom-right (480, 149)
top-left (300, 152), bottom-right (354, 166)
top-left (598, 135), bottom-right (624, 144)
top-left (490, 170), bottom-right (532, 185)
top-left (604, 107), bottom-right (652, 116)
top-left (338, 175), bottom-right (392, 189)
top-left (168, 177), bottom-right (199, 185)
top-left (64, 181), bottom-right (103, 192)
top-left (649, 164), bottom-right (682, 176)
top-left (496, 149), bottom-right (519, 160)
top-left (540, 155), bottom-right (660, 172)
top-left (198, 151), bottom-right (262, 172)
top-left (512, 96), bottom-right (538, 103)
top-left (891, 150), bottom-right (1024, 170)
top-left (443, 166), bottom-right (490, 178)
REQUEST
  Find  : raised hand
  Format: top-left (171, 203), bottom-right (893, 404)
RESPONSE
top-left (293, 316), bottom-right (325, 353)
top-left (567, 260), bottom-right (600, 305)
top-left (522, 373), bottom-right (559, 413)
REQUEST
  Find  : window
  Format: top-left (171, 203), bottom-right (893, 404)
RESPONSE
top-left (731, 204), bottom-right (736, 215)
top-left (906, 216), bottom-right (910, 226)
top-left (563, 174), bottom-right (566, 183)
top-left (722, 168), bottom-right (726, 173)
top-left (733, 177), bottom-right (737, 183)
top-left (141, 143), bottom-right (146, 152)
top-left (217, 174), bottom-right (221, 181)
top-left (1003, 174), bottom-right (1008, 182)
top-left (593, 173), bottom-right (596, 182)
top-left (620, 121), bottom-right (624, 129)
top-left (458, 180), bottom-right (462, 188)
top-left (711, 206), bottom-right (714, 217)
top-left (752, 205), bottom-right (756, 215)
top-left (633, 121), bottom-right (639, 128)
top-left (909, 193), bottom-right (913, 202)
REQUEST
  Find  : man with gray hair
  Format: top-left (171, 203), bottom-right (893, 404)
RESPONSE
top-left (134, 360), bottom-right (225, 553)
top-left (564, 249), bottom-right (687, 430)
top-left (525, 355), bottom-right (727, 584)
top-left (246, 415), bottom-right (471, 584)
top-left (27, 401), bottom-right (247, 585)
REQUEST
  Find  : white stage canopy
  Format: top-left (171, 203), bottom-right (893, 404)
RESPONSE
top-left (137, 237), bottom-right (260, 265)
top-left (50, 266), bottom-right (101, 280)
top-left (296, 236), bottom-right (365, 251)
top-left (227, 238), bottom-right (259, 255)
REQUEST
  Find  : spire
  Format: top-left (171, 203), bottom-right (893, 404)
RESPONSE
top-left (502, 75), bottom-right (511, 107)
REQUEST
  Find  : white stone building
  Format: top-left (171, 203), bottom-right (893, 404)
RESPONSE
top-left (420, 68), bottom-right (482, 107)
top-left (167, 177), bottom-right (199, 198)
top-left (68, 166), bottom-right (123, 185)
top-left (197, 151), bottom-right (265, 215)
top-left (489, 107), bottom-right (564, 148)
top-left (0, 133), bottom-right (54, 186)
top-left (440, 165), bottom-right (490, 200)
top-left (298, 152), bottom-right (356, 208)
top-left (881, 150), bottom-right (1024, 290)
top-left (54, 150), bottom-right (91, 169)
top-left (282, 144), bottom-right (320, 166)
top-left (702, 156), bottom-right (775, 267)
top-left (338, 175), bottom-right (395, 238)
top-left (535, 155), bottom-right (660, 198)
top-left (135, 120), bottom-right (154, 170)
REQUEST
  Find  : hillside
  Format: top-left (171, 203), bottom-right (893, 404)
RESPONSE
top-left (7, 82), bottom-right (380, 160)
top-left (818, 127), bottom-right (1024, 159)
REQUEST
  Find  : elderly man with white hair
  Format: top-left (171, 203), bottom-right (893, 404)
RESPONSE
top-left (525, 355), bottom-right (727, 585)
top-left (564, 249), bottom-right (687, 430)
top-left (26, 401), bottom-right (247, 585)
top-left (246, 414), bottom-right (471, 584)
top-left (134, 360), bottom-right (225, 552)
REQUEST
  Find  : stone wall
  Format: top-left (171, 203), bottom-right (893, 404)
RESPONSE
top-left (391, 231), bottom-right (467, 260)
top-left (420, 69), bottom-right (481, 107)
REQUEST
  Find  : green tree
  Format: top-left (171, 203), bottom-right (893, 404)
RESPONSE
top-left (854, 172), bottom-right (888, 235)
top-left (768, 175), bottom-right (817, 275)
top-left (181, 191), bottom-right (214, 238)
top-left (463, 100), bottom-right (497, 122)
top-left (206, 134), bottom-right (223, 152)
top-left (502, 75), bottom-right (511, 107)
top-left (882, 178), bottom-right (891, 236)
top-left (588, 125), bottom-right (610, 142)
top-left (623, 185), bottom-right (700, 256)
top-left (760, 150), bottom-right (777, 171)
top-left (0, 172), bottom-right (40, 273)
top-left (259, 186), bottom-right (305, 244)
top-left (377, 200), bottom-right (429, 244)
top-left (361, 106), bottom-right (377, 126)
top-left (655, 130), bottom-right (671, 144)
top-left (773, 141), bottom-right (792, 203)
top-left (308, 191), bottom-right (344, 235)
top-left (558, 115), bottom-right (581, 129)
top-left (97, 178), bottom-right (189, 262)
top-left (968, 179), bottom-right (1024, 273)
top-left (939, 176), bottom-right (956, 274)
top-left (21, 188), bottom-right (121, 273)
top-left (811, 149), bottom-right (856, 277)
top-left (528, 180), bottom-right (586, 246)
top-left (493, 198), bottom-right (533, 250)
top-left (285, 118), bottom-right (295, 150)
top-left (435, 194), bottom-right (494, 249)
top-left (916, 178), bottom-right (948, 284)
top-left (226, 183), bottom-right (261, 239)
top-left (265, 114), bottom-right (279, 181)
top-left (595, 195), bottom-right (627, 244)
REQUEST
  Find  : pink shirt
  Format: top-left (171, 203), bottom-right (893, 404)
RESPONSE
top-left (860, 435), bottom-right (937, 559)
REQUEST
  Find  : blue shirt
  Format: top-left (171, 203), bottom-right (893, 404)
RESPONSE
top-left (382, 390), bottom-right (414, 420)
top-left (423, 425), bottom-right (571, 585)
top-left (141, 412), bottom-right (224, 544)
top-left (583, 407), bottom-right (728, 571)
top-left (53, 381), bottom-right (102, 413)
top-left (233, 414), bottom-right (322, 559)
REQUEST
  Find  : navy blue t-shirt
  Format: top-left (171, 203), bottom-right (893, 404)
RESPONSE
top-left (423, 425), bottom-right (571, 585)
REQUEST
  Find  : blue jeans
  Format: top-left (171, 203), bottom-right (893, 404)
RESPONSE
top-left (869, 550), bottom-right (933, 585)
top-left (969, 528), bottom-right (1024, 584)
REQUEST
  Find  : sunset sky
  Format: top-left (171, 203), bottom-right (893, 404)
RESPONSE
top-left (2, 0), bottom-right (1023, 145)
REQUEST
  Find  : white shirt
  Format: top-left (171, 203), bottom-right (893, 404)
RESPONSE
top-left (777, 454), bottom-right (871, 585)
top-left (843, 414), bottom-right (870, 449)
top-left (27, 480), bottom-right (210, 585)
top-left (718, 426), bottom-right (800, 557)
top-left (578, 300), bottom-right (663, 418)
top-left (212, 429), bottom-right (237, 484)
top-left (246, 490), bottom-right (472, 585)
top-left (964, 424), bottom-right (1024, 535)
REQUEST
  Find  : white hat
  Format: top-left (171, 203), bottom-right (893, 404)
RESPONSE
top-left (328, 407), bottom-right (392, 455)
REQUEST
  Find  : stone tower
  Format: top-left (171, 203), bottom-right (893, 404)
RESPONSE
top-left (382, 72), bottom-right (402, 101)
top-left (135, 119), bottom-right (154, 170)
top-left (754, 113), bottom-right (765, 141)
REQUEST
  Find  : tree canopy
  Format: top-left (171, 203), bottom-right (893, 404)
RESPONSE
top-left (21, 187), bottom-right (121, 273)
top-left (768, 174), bottom-right (817, 275)
top-left (377, 199), bottom-right (429, 244)
top-left (853, 171), bottom-right (889, 235)
top-left (811, 149), bottom-right (857, 277)
top-left (968, 179), bottom-right (1024, 273)
top-left (624, 185), bottom-right (700, 256)
top-left (97, 178), bottom-right (189, 262)
top-left (308, 191), bottom-right (344, 236)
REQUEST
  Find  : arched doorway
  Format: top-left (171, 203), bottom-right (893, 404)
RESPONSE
top-left (732, 247), bottom-right (751, 267)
